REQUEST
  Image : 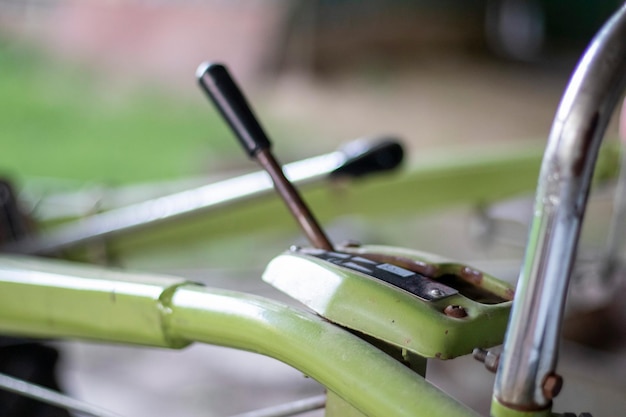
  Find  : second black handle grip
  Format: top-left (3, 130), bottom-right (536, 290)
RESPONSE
top-left (196, 62), bottom-right (271, 157)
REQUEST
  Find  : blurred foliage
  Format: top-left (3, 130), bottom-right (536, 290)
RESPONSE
top-left (0, 42), bottom-right (233, 185)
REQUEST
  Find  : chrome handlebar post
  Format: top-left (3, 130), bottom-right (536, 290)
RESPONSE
top-left (494, 4), bottom-right (626, 411)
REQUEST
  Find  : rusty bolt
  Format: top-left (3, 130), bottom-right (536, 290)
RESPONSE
top-left (542, 373), bottom-right (563, 400)
top-left (444, 305), bottom-right (468, 318)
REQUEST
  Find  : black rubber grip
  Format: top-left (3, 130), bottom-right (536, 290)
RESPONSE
top-left (197, 62), bottom-right (271, 157)
top-left (331, 138), bottom-right (404, 178)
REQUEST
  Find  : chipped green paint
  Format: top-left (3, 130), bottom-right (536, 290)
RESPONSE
top-left (263, 245), bottom-right (513, 359)
top-left (0, 254), bottom-right (480, 417)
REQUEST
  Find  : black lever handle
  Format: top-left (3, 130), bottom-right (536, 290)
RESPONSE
top-left (196, 62), bottom-right (271, 157)
top-left (332, 138), bottom-right (404, 178)
top-left (196, 62), bottom-right (334, 251)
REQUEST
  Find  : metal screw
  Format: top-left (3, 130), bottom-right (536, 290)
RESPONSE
top-left (429, 288), bottom-right (444, 298)
top-left (473, 348), bottom-right (488, 362)
top-left (444, 305), bottom-right (468, 318)
top-left (542, 373), bottom-right (563, 400)
top-left (472, 347), bottom-right (500, 373)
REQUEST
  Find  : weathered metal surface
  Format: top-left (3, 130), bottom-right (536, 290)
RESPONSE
top-left (168, 285), bottom-right (481, 417)
top-left (473, 347), bottom-right (500, 373)
top-left (494, 3), bottom-right (626, 412)
top-left (256, 148), bottom-right (334, 250)
top-left (297, 247), bottom-right (458, 301)
top-left (0, 254), bottom-right (480, 417)
top-left (0, 255), bottom-right (190, 347)
top-left (263, 244), bottom-right (513, 359)
top-left (541, 373), bottom-right (563, 401)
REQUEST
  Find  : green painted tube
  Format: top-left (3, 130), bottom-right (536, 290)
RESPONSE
top-left (0, 255), bottom-right (480, 417)
top-left (490, 398), bottom-right (552, 417)
top-left (0, 255), bottom-right (189, 347)
top-left (166, 285), bottom-right (481, 417)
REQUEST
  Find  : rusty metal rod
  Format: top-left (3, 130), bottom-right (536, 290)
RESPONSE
top-left (197, 62), bottom-right (334, 250)
top-left (256, 149), bottom-right (333, 250)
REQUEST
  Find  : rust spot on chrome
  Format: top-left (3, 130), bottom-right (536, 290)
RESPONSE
top-left (572, 111), bottom-right (599, 176)
top-left (542, 373), bottom-right (563, 400)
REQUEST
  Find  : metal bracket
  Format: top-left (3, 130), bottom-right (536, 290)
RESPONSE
top-left (298, 247), bottom-right (457, 302)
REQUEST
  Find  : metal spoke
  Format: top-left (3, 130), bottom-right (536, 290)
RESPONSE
top-left (228, 394), bottom-right (326, 417)
top-left (0, 372), bottom-right (124, 417)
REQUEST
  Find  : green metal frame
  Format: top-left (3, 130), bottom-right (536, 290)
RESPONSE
top-left (264, 245), bottom-right (512, 359)
top-left (93, 145), bottom-right (566, 260)
top-left (0, 254), bottom-right (480, 417)
top-left (0, 142), bottom-right (621, 416)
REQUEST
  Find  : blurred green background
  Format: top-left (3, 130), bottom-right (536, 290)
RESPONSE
top-left (1, 0), bottom-right (622, 268)
top-left (1, 0), bottom-right (621, 186)
top-left (0, 44), bottom-right (235, 184)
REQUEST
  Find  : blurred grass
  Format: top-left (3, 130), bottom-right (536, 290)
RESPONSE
top-left (0, 42), bottom-right (234, 185)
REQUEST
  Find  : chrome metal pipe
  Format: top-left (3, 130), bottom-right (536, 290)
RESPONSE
top-left (494, 4), bottom-right (626, 411)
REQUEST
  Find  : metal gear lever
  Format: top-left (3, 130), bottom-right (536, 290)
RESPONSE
top-left (197, 62), bottom-right (333, 251)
